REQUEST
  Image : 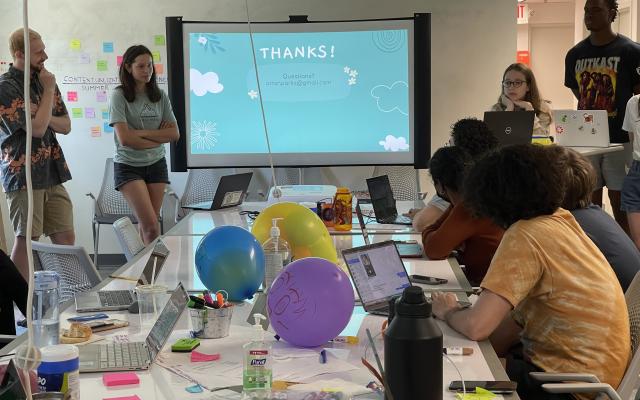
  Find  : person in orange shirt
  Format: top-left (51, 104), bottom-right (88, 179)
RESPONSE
top-left (432, 144), bottom-right (630, 400)
top-left (421, 146), bottom-right (504, 285)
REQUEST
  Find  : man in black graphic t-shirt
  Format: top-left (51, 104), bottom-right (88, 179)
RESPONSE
top-left (565, 0), bottom-right (640, 234)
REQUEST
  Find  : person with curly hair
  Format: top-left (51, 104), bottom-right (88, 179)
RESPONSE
top-left (421, 146), bottom-right (503, 285)
top-left (547, 145), bottom-right (640, 291)
top-left (409, 118), bottom-right (498, 232)
top-left (431, 144), bottom-right (630, 400)
top-left (490, 63), bottom-right (552, 137)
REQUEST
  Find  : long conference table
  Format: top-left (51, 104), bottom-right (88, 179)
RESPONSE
top-left (1, 201), bottom-right (519, 399)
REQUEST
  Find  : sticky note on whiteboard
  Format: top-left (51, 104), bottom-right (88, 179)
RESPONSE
top-left (67, 92), bottom-right (78, 102)
top-left (103, 42), bottom-right (114, 53)
top-left (91, 126), bottom-right (102, 137)
top-left (71, 108), bottom-right (82, 118)
top-left (97, 60), bottom-right (108, 71)
top-left (154, 35), bottom-right (165, 46)
top-left (85, 108), bottom-right (95, 118)
top-left (70, 39), bottom-right (81, 51)
top-left (152, 51), bottom-right (161, 62)
top-left (154, 64), bottom-right (164, 75)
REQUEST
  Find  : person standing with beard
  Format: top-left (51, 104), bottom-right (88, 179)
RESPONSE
top-left (0, 28), bottom-right (75, 280)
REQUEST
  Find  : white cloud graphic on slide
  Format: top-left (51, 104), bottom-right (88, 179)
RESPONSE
top-left (190, 68), bottom-right (224, 96)
top-left (371, 81), bottom-right (408, 115)
top-left (379, 135), bottom-right (409, 151)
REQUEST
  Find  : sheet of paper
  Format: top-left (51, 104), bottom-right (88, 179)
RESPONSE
top-left (288, 379), bottom-right (372, 397)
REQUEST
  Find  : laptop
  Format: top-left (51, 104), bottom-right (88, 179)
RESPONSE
top-left (552, 110), bottom-right (610, 147)
top-left (365, 175), bottom-right (412, 225)
top-left (355, 200), bottom-right (423, 258)
top-left (483, 111), bottom-right (535, 146)
top-left (75, 239), bottom-right (170, 312)
top-left (183, 172), bottom-right (253, 210)
top-left (79, 282), bottom-right (188, 373)
top-left (342, 241), bottom-right (412, 315)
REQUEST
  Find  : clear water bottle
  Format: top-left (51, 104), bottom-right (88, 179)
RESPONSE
top-left (33, 271), bottom-right (60, 348)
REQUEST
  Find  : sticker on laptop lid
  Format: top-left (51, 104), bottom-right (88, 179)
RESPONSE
top-left (221, 191), bottom-right (243, 207)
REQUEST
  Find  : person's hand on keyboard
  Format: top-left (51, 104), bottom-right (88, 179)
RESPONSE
top-left (403, 208), bottom-right (422, 219)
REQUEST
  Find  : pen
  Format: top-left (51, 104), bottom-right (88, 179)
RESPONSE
top-left (443, 347), bottom-right (473, 355)
top-left (332, 336), bottom-right (359, 344)
top-left (319, 349), bottom-right (327, 364)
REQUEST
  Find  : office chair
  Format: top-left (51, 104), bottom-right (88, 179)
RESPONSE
top-left (31, 242), bottom-right (102, 303)
top-left (112, 217), bottom-right (145, 261)
top-left (168, 168), bottom-right (236, 222)
top-left (371, 166), bottom-right (427, 201)
top-left (530, 270), bottom-right (640, 399)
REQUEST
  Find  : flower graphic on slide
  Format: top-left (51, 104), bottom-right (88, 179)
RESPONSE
top-left (343, 66), bottom-right (358, 85)
top-left (191, 120), bottom-right (219, 150)
top-left (248, 90), bottom-right (258, 100)
top-left (371, 81), bottom-right (409, 116)
top-left (190, 69), bottom-right (224, 96)
top-left (343, 66), bottom-right (351, 74)
top-left (348, 77), bottom-right (356, 86)
top-left (195, 33), bottom-right (225, 53)
top-left (379, 135), bottom-right (409, 151)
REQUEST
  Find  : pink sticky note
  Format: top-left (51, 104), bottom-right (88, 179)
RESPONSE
top-left (117, 55), bottom-right (123, 66)
top-left (67, 91), bottom-right (78, 102)
top-left (102, 396), bottom-right (141, 400)
top-left (91, 126), bottom-right (101, 137)
top-left (191, 350), bottom-right (220, 362)
top-left (103, 372), bottom-right (140, 387)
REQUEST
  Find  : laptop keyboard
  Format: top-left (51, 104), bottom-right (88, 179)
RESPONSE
top-left (98, 290), bottom-right (134, 307)
top-left (99, 342), bottom-right (147, 369)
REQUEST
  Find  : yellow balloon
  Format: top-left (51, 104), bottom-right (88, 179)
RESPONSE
top-left (252, 202), bottom-right (337, 263)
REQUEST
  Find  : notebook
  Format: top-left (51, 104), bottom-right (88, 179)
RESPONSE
top-left (483, 111), bottom-right (535, 146)
top-left (79, 282), bottom-right (188, 373)
top-left (553, 110), bottom-right (610, 147)
top-left (183, 172), bottom-right (253, 210)
top-left (341, 241), bottom-right (411, 315)
top-left (365, 175), bottom-right (412, 225)
top-left (74, 239), bottom-right (170, 312)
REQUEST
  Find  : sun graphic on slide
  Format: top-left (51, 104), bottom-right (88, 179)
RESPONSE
top-left (191, 120), bottom-right (219, 150)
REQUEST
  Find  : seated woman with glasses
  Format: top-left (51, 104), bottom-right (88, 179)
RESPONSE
top-left (490, 63), bottom-right (553, 137)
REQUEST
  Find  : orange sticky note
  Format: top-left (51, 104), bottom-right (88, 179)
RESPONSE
top-left (154, 63), bottom-right (164, 75)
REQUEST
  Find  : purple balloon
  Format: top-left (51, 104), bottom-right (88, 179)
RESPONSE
top-left (267, 257), bottom-right (355, 347)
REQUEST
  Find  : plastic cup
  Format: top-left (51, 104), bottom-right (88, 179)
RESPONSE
top-left (135, 284), bottom-right (168, 327)
top-left (189, 306), bottom-right (233, 339)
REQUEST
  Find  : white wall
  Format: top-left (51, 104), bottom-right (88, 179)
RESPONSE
top-left (0, 0), bottom-right (515, 256)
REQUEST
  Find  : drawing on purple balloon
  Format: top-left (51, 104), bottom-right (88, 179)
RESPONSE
top-left (268, 271), bottom-right (315, 331)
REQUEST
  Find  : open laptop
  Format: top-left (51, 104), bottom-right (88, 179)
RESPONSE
top-left (355, 200), bottom-right (423, 258)
top-left (365, 175), bottom-right (412, 225)
top-left (79, 282), bottom-right (188, 373)
top-left (342, 241), bottom-right (412, 315)
top-left (483, 111), bottom-right (535, 146)
top-left (184, 172), bottom-right (253, 210)
top-left (75, 239), bottom-right (170, 312)
top-left (553, 110), bottom-right (610, 147)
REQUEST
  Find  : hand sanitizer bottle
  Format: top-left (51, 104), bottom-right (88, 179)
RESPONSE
top-left (242, 314), bottom-right (272, 399)
top-left (262, 218), bottom-right (291, 292)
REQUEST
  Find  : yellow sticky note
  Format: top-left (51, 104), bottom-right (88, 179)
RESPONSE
top-left (152, 51), bottom-right (161, 62)
top-left (97, 60), bottom-right (108, 72)
top-left (455, 387), bottom-right (497, 400)
top-left (71, 108), bottom-right (83, 118)
top-left (70, 39), bottom-right (81, 51)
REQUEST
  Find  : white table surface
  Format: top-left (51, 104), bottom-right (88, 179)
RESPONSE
top-left (569, 143), bottom-right (624, 157)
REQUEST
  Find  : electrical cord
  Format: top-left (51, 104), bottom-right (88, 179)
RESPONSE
top-left (443, 353), bottom-right (466, 396)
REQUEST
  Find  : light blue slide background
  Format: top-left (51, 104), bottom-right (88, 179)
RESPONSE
top-left (189, 30), bottom-right (409, 155)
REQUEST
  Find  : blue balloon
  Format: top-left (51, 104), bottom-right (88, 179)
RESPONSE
top-left (195, 226), bottom-right (265, 301)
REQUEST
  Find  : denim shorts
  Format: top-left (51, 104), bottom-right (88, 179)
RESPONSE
top-left (621, 160), bottom-right (640, 213)
top-left (113, 158), bottom-right (170, 190)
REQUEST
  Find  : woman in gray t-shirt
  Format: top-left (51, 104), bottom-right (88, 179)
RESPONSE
top-left (109, 45), bottom-right (179, 244)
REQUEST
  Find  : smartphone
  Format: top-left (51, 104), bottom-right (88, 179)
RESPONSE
top-left (410, 274), bottom-right (448, 285)
top-left (448, 381), bottom-right (517, 394)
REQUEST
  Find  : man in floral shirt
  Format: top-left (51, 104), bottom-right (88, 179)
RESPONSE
top-left (0, 28), bottom-right (74, 279)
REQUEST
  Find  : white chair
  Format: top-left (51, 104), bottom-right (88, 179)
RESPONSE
top-left (31, 242), bottom-right (102, 303)
top-left (168, 168), bottom-right (236, 222)
top-left (530, 271), bottom-right (640, 399)
top-left (112, 217), bottom-right (145, 261)
top-left (372, 165), bottom-right (426, 201)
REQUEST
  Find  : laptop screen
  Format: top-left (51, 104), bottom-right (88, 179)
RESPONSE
top-left (145, 283), bottom-right (189, 360)
top-left (342, 241), bottom-right (410, 310)
top-left (137, 239), bottom-right (170, 286)
top-left (366, 175), bottom-right (398, 221)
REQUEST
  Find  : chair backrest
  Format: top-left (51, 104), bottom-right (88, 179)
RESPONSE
top-left (618, 271), bottom-right (640, 398)
top-left (177, 168), bottom-right (236, 220)
top-left (371, 166), bottom-right (420, 201)
top-left (96, 158), bottom-right (135, 217)
top-left (112, 217), bottom-right (145, 261)
top-left (31, 242), bottom-right (102, 303)
top-left (274, 168), bottom-right (300, 186)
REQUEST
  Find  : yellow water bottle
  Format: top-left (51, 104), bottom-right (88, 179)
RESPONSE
top-left (333, 187), bottom-right (352, 231)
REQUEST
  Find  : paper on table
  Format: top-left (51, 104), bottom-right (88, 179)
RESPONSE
top-left (274, 354), bottom-right (359, 382)
top-left (287, 378), bottom-right (372, 397)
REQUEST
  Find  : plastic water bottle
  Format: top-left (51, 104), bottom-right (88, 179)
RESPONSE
top-left (33, 271), bottom-right (60, 348)
top-left (333, 187), bottom-right (352, 231)
top-left (384, 286), bottom-right (443, 400)
top-left (262, 218), bottom-right (291, 291)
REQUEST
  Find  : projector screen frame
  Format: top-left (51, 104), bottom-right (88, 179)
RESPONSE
top-left (166, 14), bottom-right (431, 171)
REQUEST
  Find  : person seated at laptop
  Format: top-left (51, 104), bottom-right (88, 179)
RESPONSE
top-left (421, 146), bottom-right (504, 285)
top-left (0, 249), bottom-right (26, 335)
top-left (547, 145), bottom-right (640, 291)
top-left (490, 63), bottom-right (552, 137)
top-left (411, 118), bottom-right (499, 232)
top-left (431, 144), bottom-right (629, 400)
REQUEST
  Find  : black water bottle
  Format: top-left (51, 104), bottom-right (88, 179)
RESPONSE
top-left (384, 286), bottom-right (443, 400)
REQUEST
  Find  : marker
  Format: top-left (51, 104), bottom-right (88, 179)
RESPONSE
top-left (332, 336), bottom-right (359, 344)
top-left (443, 347), bottom-right (473, 355)
top-left (319, 349), bottom-right (327, 364)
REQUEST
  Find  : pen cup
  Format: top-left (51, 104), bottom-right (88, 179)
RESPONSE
top-left (135, 284), bottom-right (168, 327)
top-left (189, 306), bottom-right (233, 339)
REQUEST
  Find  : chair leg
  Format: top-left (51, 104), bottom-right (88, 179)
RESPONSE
top-left (93, 223), bottom-right (100, 268)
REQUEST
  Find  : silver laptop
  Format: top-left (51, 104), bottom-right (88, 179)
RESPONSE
top-left (79, 282), bottom-right (188, 373)
top-left (483, 111), bottom-right (535, 147)
top-left (342, 241), bottom-right (411, 315)
top-left (553, 110), bottom-right (610, 147)
top-left (184, 172), bottom-right (253, 210)
top-left (75, 239), bottom-right (170, 312)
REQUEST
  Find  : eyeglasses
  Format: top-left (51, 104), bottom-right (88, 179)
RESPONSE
top-left (502, 80), bottom-right (526, 88)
